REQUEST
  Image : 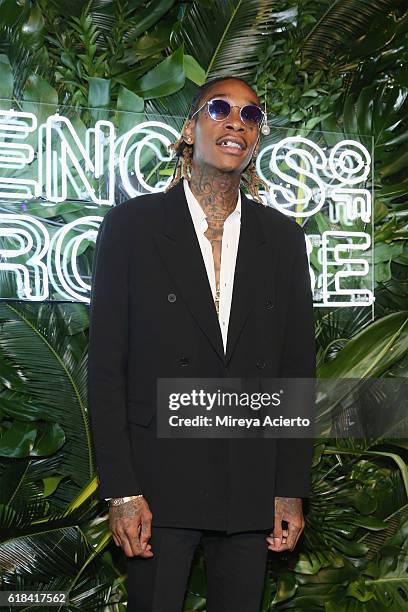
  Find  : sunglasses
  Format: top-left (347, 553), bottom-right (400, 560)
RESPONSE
top-left (190, 98), bottom-right (266, 128)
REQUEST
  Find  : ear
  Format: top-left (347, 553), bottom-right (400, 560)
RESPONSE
top-left (183, 119), bottom-right (195, 145)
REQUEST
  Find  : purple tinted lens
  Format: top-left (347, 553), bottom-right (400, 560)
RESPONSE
top-left (208, 99), bottom-right (231, 120)
top-left (241, 105), bottom-right (263, 124)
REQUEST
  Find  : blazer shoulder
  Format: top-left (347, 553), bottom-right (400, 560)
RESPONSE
top-left (102, 190), bottom-right (165, 227)
top-left (249, 197), bottom-right (306, 243)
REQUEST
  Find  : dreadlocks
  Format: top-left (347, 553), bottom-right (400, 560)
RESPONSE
top-left (165, 76), bottom-right (269, 204)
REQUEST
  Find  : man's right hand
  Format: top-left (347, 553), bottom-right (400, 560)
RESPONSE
top-left (109, 496), bottom-right (154, 558)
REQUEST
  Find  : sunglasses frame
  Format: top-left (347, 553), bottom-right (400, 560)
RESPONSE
top-left (190, 97), bottom-right (266, 129)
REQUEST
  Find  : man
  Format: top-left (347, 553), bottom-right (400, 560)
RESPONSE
top-left (87, 76), bottom-right (316, 611)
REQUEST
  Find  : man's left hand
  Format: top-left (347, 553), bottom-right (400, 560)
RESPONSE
top-left (267, 496), bottom-right (304, 552)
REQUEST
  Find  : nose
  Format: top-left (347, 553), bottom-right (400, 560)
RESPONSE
top-left (225, 106), bottom-right (245, 131)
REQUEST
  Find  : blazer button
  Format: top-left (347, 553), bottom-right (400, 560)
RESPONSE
top-left (179, 356), bottom-right (189, 366)
top-left (256, 360), bottom-right (266, 369)
top-left (265, 300), bottom-right (274, 310)
top-left (168, 293), bottom-right (177, 303)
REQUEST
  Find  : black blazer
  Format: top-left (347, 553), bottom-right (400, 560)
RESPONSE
top-left (87, 179), bottom-right (316, 534)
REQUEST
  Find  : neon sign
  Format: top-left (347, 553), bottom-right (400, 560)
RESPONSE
top-left (255, 136), bottom-right (373, 307)
top-left (0, 108), bottom-right (373, 306)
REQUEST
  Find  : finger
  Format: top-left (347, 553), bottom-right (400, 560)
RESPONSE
top-left (116, 524), bottom-right (153, 558)
top-left (120, 533), bottom-right (138, 557)
top-left (292, 523), bottom-right (305, 550)
top-left (267, 524), bottom-right (289, 550)
top-left (273, 512), bottom-right (283, 537)
top-left (266, 535), bottom-right (290, 552)
top-left (121, 528), bottom-right (143, 557)
top-left (112, 533), bottom-right (121, 547)
top-left (266, 536), bottom-right (290, 552)
top-left (137, 540), bottom-right (154, 558)
top-left (266, 534), bottom-right (289, 551)
top-left (129, 527), bottom-right (145, 557)
top-left (286, 522), bottom-right (300, 550)
top-left (271, 513), bottom-right (283, 548)
top-left (126, 526), bottom-right (155, 558)
top-left (139, 518), bottom-right (152, 551)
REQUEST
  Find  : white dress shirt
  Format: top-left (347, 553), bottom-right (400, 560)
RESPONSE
top-left (183, 178), bottom-right (241, 354)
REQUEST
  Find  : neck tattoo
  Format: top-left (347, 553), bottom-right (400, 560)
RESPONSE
top-left (189, 163), bottom-right (241, 319)
top-left (189, 162), bottom-right (240, 220)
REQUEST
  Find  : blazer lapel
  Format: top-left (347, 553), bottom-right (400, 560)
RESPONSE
top-left (153, 180), bottom-right (225, 362)
top-left (224, 192), bottom-right (270, 366)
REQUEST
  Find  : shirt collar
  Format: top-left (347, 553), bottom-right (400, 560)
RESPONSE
top-left (183, 178), bottom-right (241, 233)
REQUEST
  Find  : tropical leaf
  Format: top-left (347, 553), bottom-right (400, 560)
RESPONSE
top-left (0, 1), bottom-right (48, 98)
top-left (116, 45), bottom-right (185, 98)
top-left (271, 455), bottom-right (408, 610)
top-left (359, 503), bottom-right (408, 558)
top-left (0, 53), bottom-right (13, 100)
top-left (0, 300), bottom-right (94, 499)
top-left (325, 517), bottom-right (408, 611)
top-left (315, 307), bottom-right (373, 367)
top-left (0, 3), bottom-right (407, 612)
top-left (302, 0), bottom-right (399, 68)
top-left (0, 523), bottom-right (120, 610)
top-left (172, 0), bottom-right (274, 82)
top-left (318, 312), bottom-right (408, 378)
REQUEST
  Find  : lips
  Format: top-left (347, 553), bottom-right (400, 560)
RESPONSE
top-left (216, 135), bottom-right (247, 155)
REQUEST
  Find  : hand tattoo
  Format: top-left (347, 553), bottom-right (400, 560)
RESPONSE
top-left (110, 497), bottom-right (144, 518)
top-left (109, 497), bottom-right (153, 558)
top-left (267, 496), bottom-right (304, 552)
top-left (275, 496), bottom-right (302, 516)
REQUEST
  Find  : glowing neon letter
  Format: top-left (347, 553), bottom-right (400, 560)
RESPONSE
top-left (0, 214), bottom-right (49, 300)
top-left (48, 215), bottom-right (102, 303)
top-left (321, 231), bottom-right (373, 306)
top-left (45, 115), bottom-right (115, 204)
top-left (0, 111), bottom-right (40, 199)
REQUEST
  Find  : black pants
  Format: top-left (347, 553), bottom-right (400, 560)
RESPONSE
top-left (125, 526), bottom-right (270, 612)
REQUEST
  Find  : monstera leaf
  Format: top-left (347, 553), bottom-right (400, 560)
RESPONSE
top-left (322, 516), bottom-right (408, 611)
top-left (268, 454), bottom-right (408, 611)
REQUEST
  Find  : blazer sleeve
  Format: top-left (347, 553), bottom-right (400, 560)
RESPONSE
top-left (87, 205), bottom-right (142, 500)
top-left (275, 224), bottom-right (316, 498)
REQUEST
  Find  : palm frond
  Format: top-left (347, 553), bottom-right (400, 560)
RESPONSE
top-left (302, 0), bottom-right (398, 68)
top-left (0, 300), bottom-right (94, 499)
top-left (173, 0), bottom-right (275, 82)
top-left (0, 524), bottom-right (121, 609)
top-left (0, 25), bottom-right (47, 98)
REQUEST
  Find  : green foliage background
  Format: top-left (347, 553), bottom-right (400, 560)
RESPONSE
top-left (0, 1), bottom-right (407, 610)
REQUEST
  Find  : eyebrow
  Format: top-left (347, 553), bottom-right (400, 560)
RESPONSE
top-left (208, 92), bottom-right (260, 106)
